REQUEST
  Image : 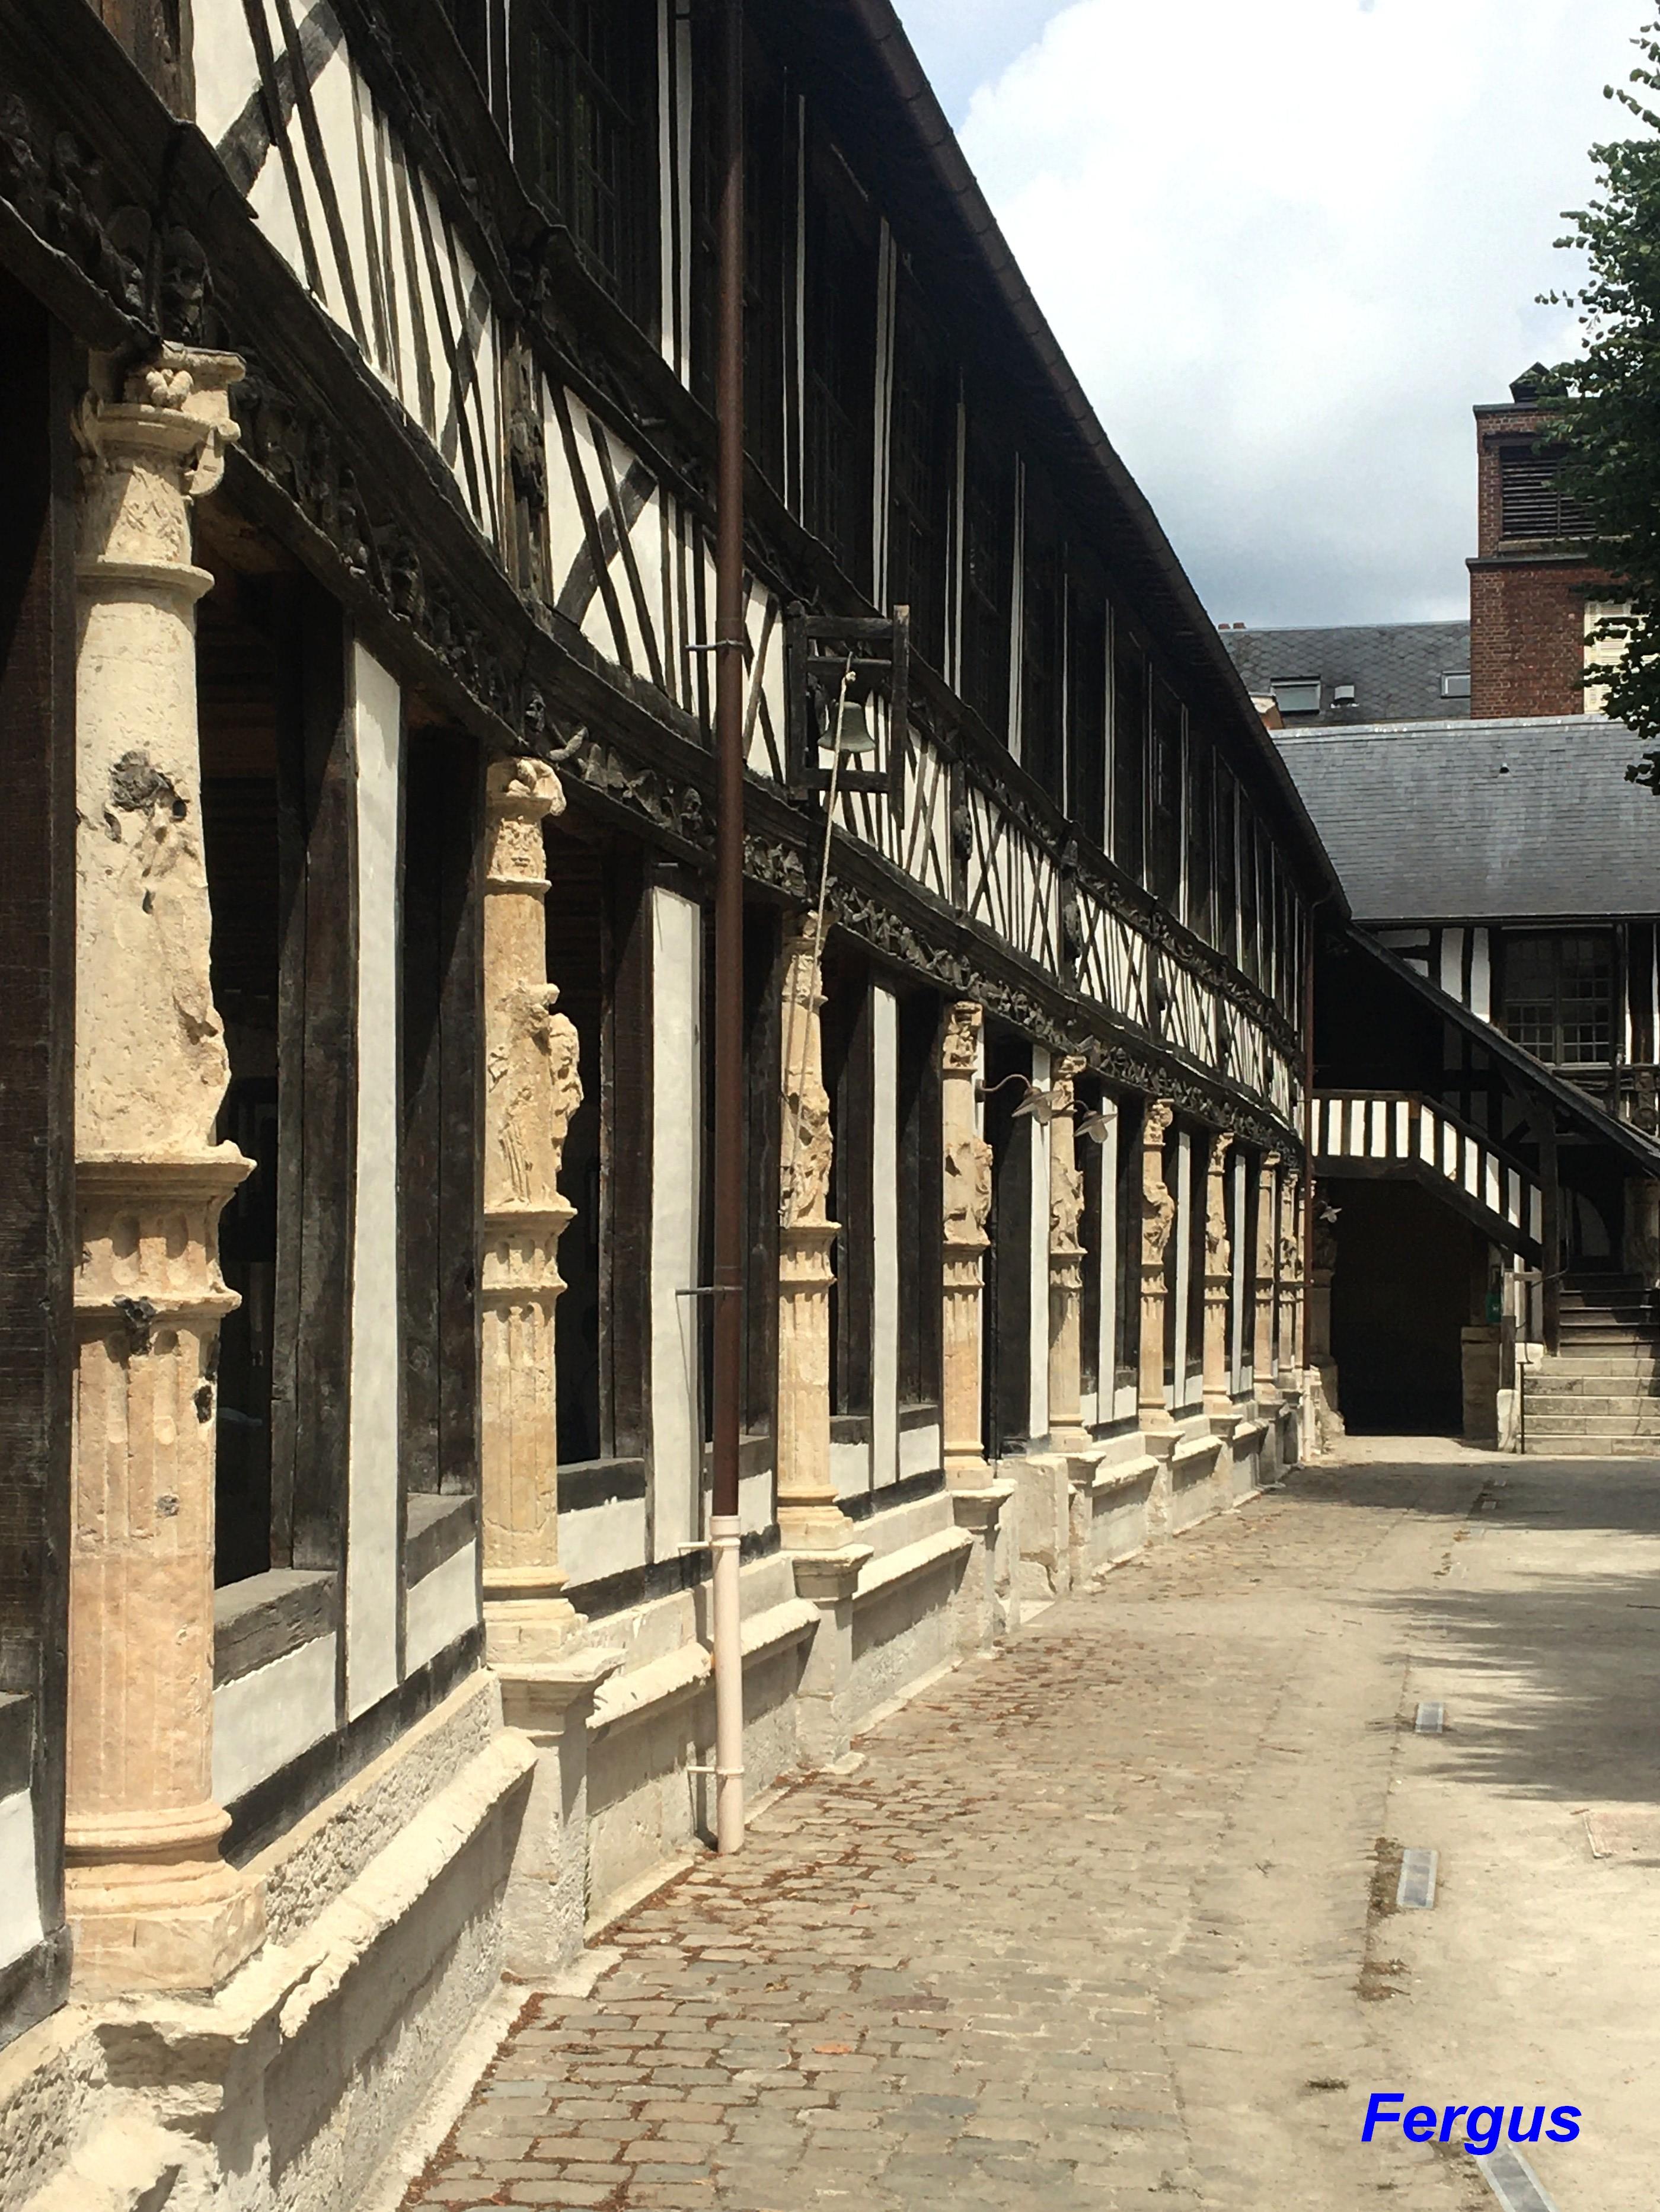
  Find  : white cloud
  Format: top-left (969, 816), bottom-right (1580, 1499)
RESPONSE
top-left (903, 0), bottom-right (1646, 624)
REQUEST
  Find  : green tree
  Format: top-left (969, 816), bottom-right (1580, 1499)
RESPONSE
top-left (1545, 19), bottom-right (1660, 786)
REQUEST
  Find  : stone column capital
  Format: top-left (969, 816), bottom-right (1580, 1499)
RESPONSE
top-left (1142, 1097), bottom-right (1174, 1150)
top-left (76, 346), bottom-right (244, 505)
top-left (943, 999), bottom-right (983, 1072)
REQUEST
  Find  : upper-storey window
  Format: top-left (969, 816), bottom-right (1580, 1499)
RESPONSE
top-left (961, 403), bottom-right (1014, 734)
top-left (690, 21), bottom-right (787, 491)
top-left (516, 0), bottom-right (659, 331)
top-left (438, 0), bottom-right (491, 90)
top-left (1214, 762), bottom-right (1238, 967)
top-left (803, 133), bottom-right (877, 588)
top-left (1498, 443), bottom-right (1592, 543)
top-left (1066, 556), bottom-right (1108, 848)
top-left (1501, 933), bottom-right (1614, 1067)
top-left (888, 276), bottom-right (952, 668)
top-left (1148, 679), bottom-right (1183, 911)
top-left (1112, 632), bottom-right (1147, 883)
top-left (1020, 470), bottom-right (1063, 800)
top-left (1185, 729), bottom-right (1213, 943)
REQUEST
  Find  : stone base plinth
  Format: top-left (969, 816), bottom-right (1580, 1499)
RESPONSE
top-left (484, 1590), bottom-right (580, 1666)
top-left (66, 1851), bottom-right (265, 1997)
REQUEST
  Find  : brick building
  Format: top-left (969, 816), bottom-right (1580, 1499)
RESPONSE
top-left (1469, 366), bottom-right (1619, 719)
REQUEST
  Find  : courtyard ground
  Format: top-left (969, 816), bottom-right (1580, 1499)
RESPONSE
top-left (401, 1442), bottom-right (1660, 2210)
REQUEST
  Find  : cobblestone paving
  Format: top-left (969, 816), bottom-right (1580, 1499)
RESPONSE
top-left (410, 1464), bottom-right (1496, 2211)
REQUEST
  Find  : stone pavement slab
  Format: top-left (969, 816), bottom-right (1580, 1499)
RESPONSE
top-left (406, 1450), bottom-right (1653, 2210)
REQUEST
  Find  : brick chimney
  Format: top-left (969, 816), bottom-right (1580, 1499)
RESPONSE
top-left (1468, 366), bottom-right (1614, 719)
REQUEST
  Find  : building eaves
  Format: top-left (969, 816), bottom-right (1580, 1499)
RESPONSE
top-left (831, 0), bottom-right (1345, 914)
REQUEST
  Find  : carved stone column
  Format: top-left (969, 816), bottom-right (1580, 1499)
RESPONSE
top-left (481, 757), bottom-right (583, 1662)
top-left (1138, 1100), bottom-right (1179, 1457)
top-left (777, 924), bottom-right (851, 1549)
top-left (942, 1002), bottom-right (994, 1488)
top-left (1306, 1196), bottom-right (1345, 1444)
top-left (65, 348), bottom-right (264, 1994)
top-left (1202, 1130), bottom-right (1236, 1426)
top-left (1047, 1055), bottom-right (1090, 1454)
top-left (1277, 1167), bottom-right (1303, 1394)
top-left (1253, 1151), bottom-right (1282, 1406)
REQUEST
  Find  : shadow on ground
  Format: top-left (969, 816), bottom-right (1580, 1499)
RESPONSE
top-left (1287, 1457), bottom-right (1660, 1810)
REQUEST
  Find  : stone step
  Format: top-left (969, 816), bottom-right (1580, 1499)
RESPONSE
top-left (1522, 1420), bottom-right (1660, 1441)
top-left (1523, 1437), bottom-right (1660, 1456)
top-left (1526, 1379), bottom-right (1660, 1401)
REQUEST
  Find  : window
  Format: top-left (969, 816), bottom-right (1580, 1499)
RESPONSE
top-left (896, 992), bottom-right (943, 1413)
top-left (1441, 672), bottom-right (1471, 700)
top-left (1185, 729), bottom-right (1213, 942)
top-left (888, 278), bottom-right (952, 668)
top-left (822, 948), bottom-right (873, 1421)
top-left (517, 0), bottom-right (657, 328)
top-left (691, 22), bottom-right (787, 491)
top-left (1113, 1100), bottom-right (1141, 1397)
top-left (1020, 474), bottom-right (1063, 799)
top-left (1148, 680), bottom-right (1183, 910)
top-left (1238, 803), bottom-right (1260, 988)
top-left (960, 401), bottom-right (1014, 735)
top-left (1214, 764), bottom-right (1238, 968)
top-left (400, 732), bottom-right (483, 1501)
top-left (803, 135), bottom-right (877, 589)
top-left (1270, 678), bottom-right (1320, 717)
top-left (1065, 561), bottom-right (1108, 849)
top-left (1499, 444), bottom-right (1592, 542)
top-left (547, 832), bottom-right (652, 1469)
top-left (1112, 634), bottom-right (1147, 881)
top-left (1501, 933), bottom-right (1614, 1067)
top-left (438, 0), bottom-right (491, 89)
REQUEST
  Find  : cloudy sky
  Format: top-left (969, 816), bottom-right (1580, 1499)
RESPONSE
top-left (895, 0), bottom-right (1646, 627)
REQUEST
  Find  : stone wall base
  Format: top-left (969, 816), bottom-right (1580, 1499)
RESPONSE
top-left (6, 1677), bottom-right (534, 2212)
top-left (7, 1390), bottom-right (1294, 2212)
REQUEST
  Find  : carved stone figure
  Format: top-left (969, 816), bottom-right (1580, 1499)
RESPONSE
top-left (1206, 1130), bottom-right (1234, 1274)
top-left (944, 1130), bottom-right (994, 1244)
top-left (487, 982), bottom-right (582, 1209)
top-left (1140, 1099), bottom-right (1176, 1268)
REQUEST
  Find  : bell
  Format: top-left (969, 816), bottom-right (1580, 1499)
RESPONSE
top-left (830, 692), bottom-right (878, 755)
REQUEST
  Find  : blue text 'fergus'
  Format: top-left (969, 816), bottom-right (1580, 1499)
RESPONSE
top-left (1362, 2096), bottom-right (1581, 2153)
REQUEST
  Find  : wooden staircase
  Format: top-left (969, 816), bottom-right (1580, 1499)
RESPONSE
top-left (1522, 1273), bottom-right (1660, 1455)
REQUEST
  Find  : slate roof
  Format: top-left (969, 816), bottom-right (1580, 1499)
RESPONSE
top-left (1274, 716), bottom-right (1660, 923)
top-left (1221, 622), bottom-right (1470, 724)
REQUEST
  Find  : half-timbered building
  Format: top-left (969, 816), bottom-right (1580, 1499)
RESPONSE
top-left (1284, 716), bottom-right (1660, 1454)
top-left (0, 1), bottom-right (1331, 2199)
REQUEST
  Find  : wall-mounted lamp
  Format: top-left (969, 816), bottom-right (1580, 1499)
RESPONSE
top-left (1075, 1109), bottom-right (1114, 1145)
top-left (977, 1071), bottom-right (1055, 1125)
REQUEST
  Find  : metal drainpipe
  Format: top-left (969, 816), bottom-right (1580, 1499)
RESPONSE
top-left (709, 0), bottom-right (746, 1857)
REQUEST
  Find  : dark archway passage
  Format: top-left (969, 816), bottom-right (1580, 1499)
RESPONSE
top-left (1329, 1177), bottom-right (1483, 1434)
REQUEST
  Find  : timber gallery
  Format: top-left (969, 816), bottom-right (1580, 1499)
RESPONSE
top-left (0, 1), bottom-right (1322, 2203)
